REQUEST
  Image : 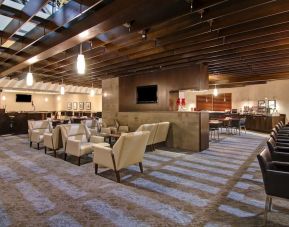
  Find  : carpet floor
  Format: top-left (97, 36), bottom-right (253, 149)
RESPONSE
top-left (0, 132), bottom-right (289, 227)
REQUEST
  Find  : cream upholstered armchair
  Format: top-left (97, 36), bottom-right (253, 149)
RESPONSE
top-left (60, 124), bottom-right (108, 166)
top-left (136, 123), bottom-right (158, 150)
top-left (93, 131), bottom-right (150, 182)
top-left (114, 119), bottom-right (129, 133)
top-left (153, 122), bottom-right (170, 145)
top-left (28, 120), bottom-right (52, 150)
top-left (101, 119), bottom-right (129, 134)
top-left (81, 119), bottom-right (99, 136)
top-left (43, 125), bottom-right (63, 157)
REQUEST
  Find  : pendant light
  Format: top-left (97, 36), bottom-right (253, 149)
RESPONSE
top-left (77, 43), bottom-right (85, 74)
top-left (60, 78), bottom-right (65, 95)
top-left (26, 65), bottom-right (33, 86)
top-left (213, 84), bottom-right (218, 97)
top-left (90, 83), bottom-right (95, 97)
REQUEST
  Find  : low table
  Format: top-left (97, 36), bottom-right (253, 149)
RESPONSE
top-left (97, 133), bottom-right (121, 146)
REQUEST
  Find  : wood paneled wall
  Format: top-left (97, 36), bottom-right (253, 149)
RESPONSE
top-left (119, 64), bottom-right (208, 112)
top-left (196, 93), bottom-right (232, 111)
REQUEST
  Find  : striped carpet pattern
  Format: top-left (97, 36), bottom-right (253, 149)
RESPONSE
top-left (0, 132), bottom-right (289, 226)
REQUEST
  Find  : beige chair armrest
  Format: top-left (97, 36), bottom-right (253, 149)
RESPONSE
top-left (66, 139), bottom-right (81, 156)
top-left (31, 130), bottom-right (42, 143)
top-left (93, 145), bottom-right (114, 169)
top-left (90, 136), bottom-right (105, 144)
top-left (119, 126), bottom-right (129, 133)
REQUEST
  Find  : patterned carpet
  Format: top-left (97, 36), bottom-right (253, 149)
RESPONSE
top-left (0, 132), bottom-right (289, 226)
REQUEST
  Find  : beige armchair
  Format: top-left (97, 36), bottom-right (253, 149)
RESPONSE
top-left (43, 125), bottom-right (63, 157)
top-left (114, 119), bottom-right (129, 133)
top-left (101, 119), bottom-right (129, 134)
top-left (60, 124), bottom-right (108, 166)
top-left (136, 123), bottom-right (158, 150)
top-left (81, 119), bottom-right (99, 136)
top-left (93, 131), bottom-right (150, 182)
top-left (28, 120), bottom-right (52, 150)
top-left (153, 122), bottom-right (170, 145)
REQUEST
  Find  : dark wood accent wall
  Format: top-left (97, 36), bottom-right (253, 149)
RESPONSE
top-left (196, 93), bottom-right (232, 111)
top-left (119, 64), bottom-right (208, 112)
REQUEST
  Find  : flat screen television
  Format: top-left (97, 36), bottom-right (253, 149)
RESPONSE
top-left (16, 94), bottom-right (32, 102)
top-left (136, 85), bottom-right (158, 104)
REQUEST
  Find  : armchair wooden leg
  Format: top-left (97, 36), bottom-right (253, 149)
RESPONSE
top-left (30, 141), bottom-right (32, 147)
top-left (78, 157), bottom-right (81, 166)
top-left (269, 196), bottom-right (272, 212)
top-left (139, 162), bottom-right (143, 173)
top-left (264, 195), bottom-right (270, 226)
top-left (44, 146), bottom-right (47, 154)
top-left (95, 164), bottom-right (98, 174)
top-left (54, 150), bottom-right (56, 157)
top-left (37, 143), bottom-right (40, 150)
top-left (115, 171), bottom-right (120, 183)
top-left (111, 153), bottom-right (120, 183)
top-left (64, 153), bottom-right (67, 161)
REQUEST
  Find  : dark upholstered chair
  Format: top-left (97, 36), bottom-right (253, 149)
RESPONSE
top-left (270, 132), bottom-right (289, 146)
top-left (267, 137), bottom-right (289, 162)
top-left (257, 148), bottom-right (289, 225)
top-left (272, 128), bottom-right (289, 139)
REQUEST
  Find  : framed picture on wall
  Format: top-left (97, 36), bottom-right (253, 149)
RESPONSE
top-left (73, 102), bottom-right (78, 110)
top-left (258, 100), bottom-right (266, 107)
top-left (268, 100), bottom-right (276, 109)
top-left (85, 102), bottom-right (91, 110)
top-left (79, 102), bottom-right (84, 110)
top-left (67, 102), bottom-right (72, 110)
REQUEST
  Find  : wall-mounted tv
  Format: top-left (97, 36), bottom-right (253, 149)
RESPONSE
top-left (16, 94), bottom-right (32, 102)
top-left (136, 85), bottom-right (158, 104)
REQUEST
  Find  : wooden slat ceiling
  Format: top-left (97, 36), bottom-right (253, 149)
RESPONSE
top-left (1, 0), bottom-right (289, 87)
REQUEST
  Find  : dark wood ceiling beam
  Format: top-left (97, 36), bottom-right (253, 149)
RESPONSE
top-left (0, 0), bottom-right (104, 64)
top-left (48, 27), bottom-right (289, 79)
top-left (0, 4), bottom-right (52, 29)
top-left (0, 0), bottom-right (190, 76)
top-left (210, 72), bottom-right (289, 84)
top-left (1, 0), bottom-right (51, 46)
top-left (31, 0), bottom-right (281, 77)
top-left (40, 0), bottom-right (289, 78)
top-left (32, 0), bottom-right (228, 73)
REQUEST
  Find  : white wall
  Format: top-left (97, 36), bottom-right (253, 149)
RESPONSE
top-left (183, 79), bottom-right (289, 119)
top-left (0, 92), bottom-right (102, 112)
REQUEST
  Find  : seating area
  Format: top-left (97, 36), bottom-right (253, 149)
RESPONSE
top-left (2, 1), bottom-right (289, 226)
top-left (30, 119), bottom-right (170, 172)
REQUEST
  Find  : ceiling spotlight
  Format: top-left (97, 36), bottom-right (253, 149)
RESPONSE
top-left (123, 20), bottom-right (135, 32)
top-left (77, 43), bottom-right (85, 74)
top-left (213, 84), bottom-right (218, 97)
top-left (57, 96), bottom-right (61, 101)
top-left (2, 96), bottom-right (6, 101)
top-left (26, 65), bottom-right (33, 86)
top-left (141, 29), bottom-right (148, 40)
top-left (45, 97), bottom-right (48, 102)
top-left (60, 79), bottom-right (65, 95)
top-left (90, 83), bottom-right (95, 97)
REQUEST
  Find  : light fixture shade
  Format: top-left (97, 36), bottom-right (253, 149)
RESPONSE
top-left (57, 96), bottom-right (61, 101)
top-left (77, 54), bottom-right (85, 74)
top-left (45, 97), bottom-right (48, 102)
top-left (213, 86), bottom-right (218, 97)
top-left (26, 72), bottom-right (33, 86)
top-left (60, 86), bottom-right (65, 95)
top-left (90, 89), bottom-right (95, 97)
top-left (2, 96), bottom-right (6, 101)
